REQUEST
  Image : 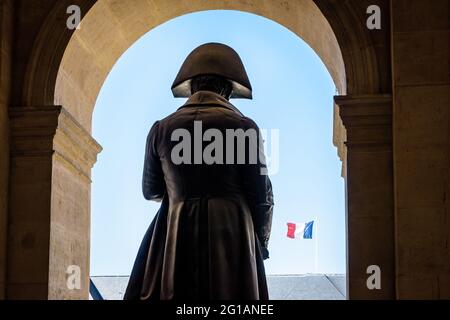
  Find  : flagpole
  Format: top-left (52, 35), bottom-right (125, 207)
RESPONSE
top-left (314, 218), bottom-right (318, 273)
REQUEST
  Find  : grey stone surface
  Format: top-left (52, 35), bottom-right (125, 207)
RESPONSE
top-left (90, 274), bottom-right (346, 300)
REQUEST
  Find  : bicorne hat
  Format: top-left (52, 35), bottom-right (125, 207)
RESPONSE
top-left (171, 43), bottom-right (252, 99)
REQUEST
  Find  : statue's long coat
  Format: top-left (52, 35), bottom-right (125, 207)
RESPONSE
top-left (124, 91), bottom-right (274, 300)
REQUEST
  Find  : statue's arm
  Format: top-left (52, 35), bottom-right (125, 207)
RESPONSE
top-left (142, 121), bottom-right (166, 201)
top-left (241, 118), bottom-right (274, 260)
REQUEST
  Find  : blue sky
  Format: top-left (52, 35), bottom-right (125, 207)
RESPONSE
top-left (90, 10), bottom-right (345, 276)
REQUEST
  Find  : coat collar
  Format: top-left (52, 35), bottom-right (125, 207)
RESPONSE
top-left (178, 91), bottom-right (244, 116)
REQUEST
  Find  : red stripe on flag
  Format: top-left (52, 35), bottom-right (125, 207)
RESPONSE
top-left (287, 223), bottom-right (296, 238)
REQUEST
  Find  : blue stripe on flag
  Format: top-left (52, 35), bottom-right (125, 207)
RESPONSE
top-left (303, 221), bottom-right (314, 239)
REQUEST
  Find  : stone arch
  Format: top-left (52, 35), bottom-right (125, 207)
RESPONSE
top-left (28, 0), bottom-right (350, 131)
top-left (8, 0), bottom-right (395, 300)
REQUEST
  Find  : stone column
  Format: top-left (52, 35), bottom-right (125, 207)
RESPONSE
top-left (8, 106), bottom-right (101, 299)
top-left (335, 94), bottom-right (395, 299)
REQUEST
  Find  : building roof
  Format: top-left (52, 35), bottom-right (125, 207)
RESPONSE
top-left (90, 274), bottom-right (346, 300)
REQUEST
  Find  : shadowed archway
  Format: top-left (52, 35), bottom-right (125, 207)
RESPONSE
top-left (7, 0), bottom-right (394, 300)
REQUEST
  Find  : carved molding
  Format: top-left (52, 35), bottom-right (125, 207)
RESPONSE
top-left (333, 102), bottom-right (347, 178)
top-left (9, 106), bottom-right (61, 157)
top-left (335, 94), bottom-right (392, 125)
top-left (9, 106), bottom-right (102, 179)
top-left (335, 94), bottom-right (393, 152)
top-left (53, 107), bottom-right (102, 179)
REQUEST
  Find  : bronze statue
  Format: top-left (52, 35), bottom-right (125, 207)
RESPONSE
top-left (124, 43), bottom-right (274, 300)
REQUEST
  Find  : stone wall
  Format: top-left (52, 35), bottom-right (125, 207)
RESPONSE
top-left (392, 0), bottom-right (450, 299)
top-left (0, 0), bottom-right (13, 300)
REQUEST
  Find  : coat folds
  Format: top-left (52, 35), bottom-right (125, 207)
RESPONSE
top-left (124, 91), bottom-right (274, 300)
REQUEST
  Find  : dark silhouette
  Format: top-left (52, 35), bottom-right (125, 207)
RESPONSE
top-left (124, 43), bottom-right (274, 300)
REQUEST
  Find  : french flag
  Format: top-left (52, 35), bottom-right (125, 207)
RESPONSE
top-left (287, 221), bottom-right (314, 239)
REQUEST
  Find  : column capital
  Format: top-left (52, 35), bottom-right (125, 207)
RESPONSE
top-left (334, 94), bottom-right (393, 151)
top-left (54, 107), bottom-right (102, 180)
top-left (9, 106), bottom-right (61, 157)
top-left (9, 105), bottom-right (102, 180)
top-left (334, 94), bottom-right (392, 127)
